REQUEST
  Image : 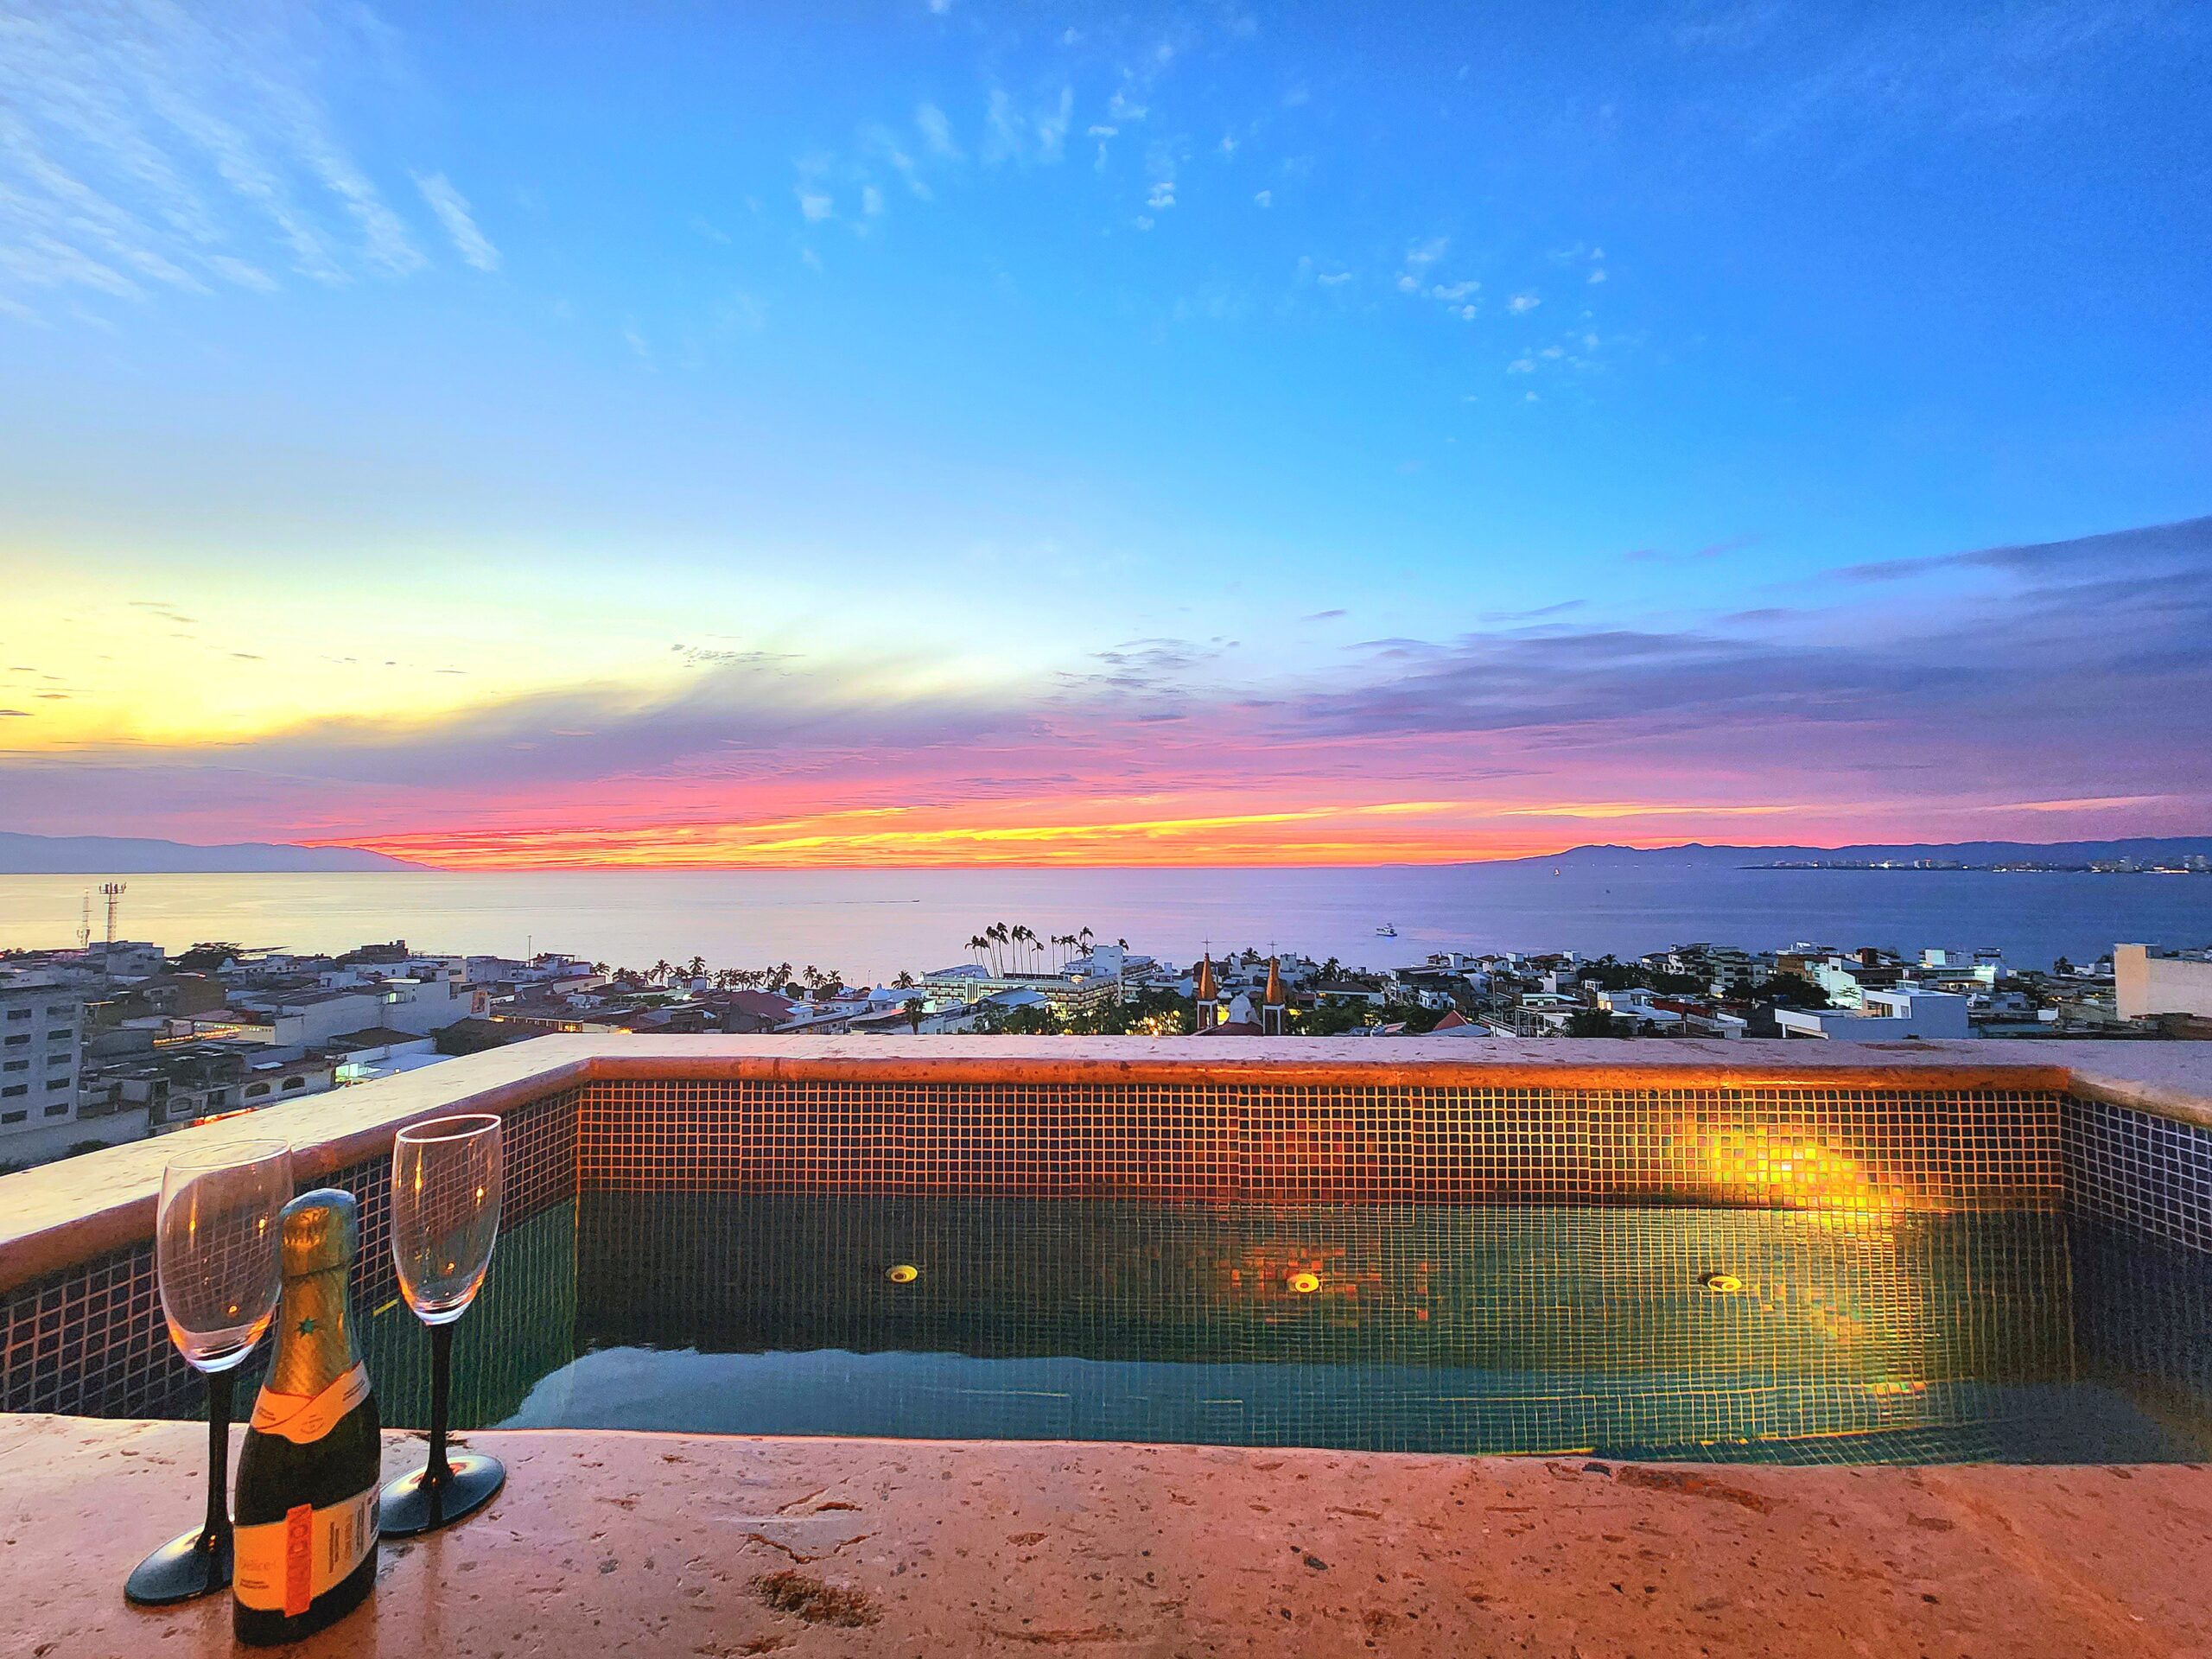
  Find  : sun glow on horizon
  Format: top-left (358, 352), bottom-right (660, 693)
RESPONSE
top-left (327, 796), bottom-right (1801, 871)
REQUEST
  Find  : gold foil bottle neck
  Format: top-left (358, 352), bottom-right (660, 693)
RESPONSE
top-left (279, 1188), bottom-right (359, 1278)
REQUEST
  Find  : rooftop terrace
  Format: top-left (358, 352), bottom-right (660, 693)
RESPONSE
top-left (6, 1036), bottom-right (2212, 1655)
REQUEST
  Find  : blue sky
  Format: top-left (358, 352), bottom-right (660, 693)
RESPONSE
top-left (1, 1), bottom-right (2208, 861)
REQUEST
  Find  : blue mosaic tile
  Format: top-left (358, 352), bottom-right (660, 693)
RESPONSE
top-left (2063, 1096), bottom-right (2212, 1255)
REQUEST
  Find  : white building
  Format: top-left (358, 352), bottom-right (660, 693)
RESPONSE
top-left (0, 970), bottom-right (85, 1162)
top-left (1594, 988), bottom-right (1684, 1033)
top-left (2115, 944), bottom-right (2212, 1022)
top-left (918, 963), bottom-right (1121, 1020)
top-left (237, 974), bottom-right (479, 1046)
top-left (1776, 988), bottom-right (1973, 1040)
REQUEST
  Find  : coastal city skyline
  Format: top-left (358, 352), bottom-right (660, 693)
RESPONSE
top-left (3, 2), bottom-right (2209, 866)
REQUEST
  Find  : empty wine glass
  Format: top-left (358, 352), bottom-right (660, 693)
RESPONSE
top-left (379, 1113), bottom-right (505, 1535)
top-left (126, 1138), bottom-right (292, 1606)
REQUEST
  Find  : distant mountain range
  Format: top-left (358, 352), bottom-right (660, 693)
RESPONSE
top-left (0, 833), bottom-right (417, 874)
top-left (1500, 836), bottom-right (2212, 870)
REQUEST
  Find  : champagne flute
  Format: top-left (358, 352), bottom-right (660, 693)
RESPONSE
top-left (126, 1138), bottom-right (292, 1606)
top-left (379, 1113), bottom-right (505, 1535)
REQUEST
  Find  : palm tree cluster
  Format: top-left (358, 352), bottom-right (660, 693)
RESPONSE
top-left (965, 923), bottom-right (1106, 976)
top-left (595, 958), bottom-right (846, 1000)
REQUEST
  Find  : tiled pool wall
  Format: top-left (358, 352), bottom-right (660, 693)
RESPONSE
top-left (577, 1078), bottom-right (2066, 1209)
top-left (4, 1075), bottom-right (2210, 1423)
top-left (0, 1090), bottom-right (579, 1419)
top-left (2063, 1095), bottom-right (2212, 1255)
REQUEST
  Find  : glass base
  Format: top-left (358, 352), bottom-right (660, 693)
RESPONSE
top-left (124, 1526), bottom-right (230, 1605)
top-left (378, 1450), bottom-right (505, 1537)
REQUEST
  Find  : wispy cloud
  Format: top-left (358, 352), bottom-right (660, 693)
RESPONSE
top-left (412, 171), bottom-right (499, 271)
top-left (916, 102), bottom-right (963, 160)
top-left (983, 86), bottom-right (1074, 166)
top-left (0, 0), bottom-right (475, 321)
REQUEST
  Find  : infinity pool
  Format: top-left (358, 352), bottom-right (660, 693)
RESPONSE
top-left (342, 1192), bottom-right (2212, 1465)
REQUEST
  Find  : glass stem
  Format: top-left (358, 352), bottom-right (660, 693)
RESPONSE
top-left (203, 1369), bottom-right (234, 1553)
top-left (428, 1320), bottom-right (455, 1493)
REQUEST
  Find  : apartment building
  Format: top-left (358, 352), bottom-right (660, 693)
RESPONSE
top-left (0, 970), bottom-right (85, 1163)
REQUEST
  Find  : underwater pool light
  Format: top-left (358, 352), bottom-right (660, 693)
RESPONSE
top-left (1700, 1272), bottom-right (1745, 1294)
top-left (887, 1263), bottom-right (920, 1284)
top-left (1289, 1271), bottom-right (1321, 1294)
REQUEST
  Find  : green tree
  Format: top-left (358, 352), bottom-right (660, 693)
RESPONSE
top-left (1296, 999), bottom-right (1370, 1036)
top-left (174, 942), bottom-right (244, 973)
top-left (1748, 973), bottom-right (1829, 1009)
top-left (1580, 955), bottom-right (1639, 991)
top-left (977, 1002), bottom-right (1057, 1035)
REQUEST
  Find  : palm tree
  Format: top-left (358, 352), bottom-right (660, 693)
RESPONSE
top-left (685, 955), bottom-right (707, 982)
top-left (592, 962), bottom-right (611, 976)
top-left (1079, 925), bottom-right (1094, 956)
top-left (969, 933), bottom-right (988, 969)
top-left (650, 958), bottom-right (672, 986)
top-left (893, 970), bottom-right (916, 988)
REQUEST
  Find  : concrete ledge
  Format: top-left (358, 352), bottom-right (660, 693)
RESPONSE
top-left (4, 1035), bottom-right (2208, 1295)
top-left (3, 1414), bottom-right (2209, 1657)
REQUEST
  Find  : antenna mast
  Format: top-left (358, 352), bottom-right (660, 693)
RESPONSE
top-left (76, 890), bottom-right (91, 951)
top-left (100, 881), bottom-right (127, 952)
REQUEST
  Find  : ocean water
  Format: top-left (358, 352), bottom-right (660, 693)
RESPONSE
top-left (3, 865), bottom-right (2211, 982)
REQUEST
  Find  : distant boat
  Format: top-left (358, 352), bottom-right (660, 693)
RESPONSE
top-left (1376, 923), bottom-right (1397, 937)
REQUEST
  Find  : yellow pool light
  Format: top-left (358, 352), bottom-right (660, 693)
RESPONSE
top-left (1700, 1272), bottom-right (1745, 1294)
top-left (1289, 1271), bottom-right (1322, 1294)
top-left (887, 1264), bottom-right (920, 1284)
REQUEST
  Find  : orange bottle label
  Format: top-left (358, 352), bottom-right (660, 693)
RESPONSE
top-left (283, 1503), bottom-right (313, 1617)
top-left (233, 1484), bottom-right (379, 1615)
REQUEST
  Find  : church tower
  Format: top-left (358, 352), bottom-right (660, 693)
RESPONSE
top-left (1262, 957), bottom-right (1288, 1036)
top-left (1194, 954), bottom-right (1218, 1030)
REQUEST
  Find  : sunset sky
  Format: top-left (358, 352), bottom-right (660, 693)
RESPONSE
top-left (2, 1), bottom-right (2208, 867)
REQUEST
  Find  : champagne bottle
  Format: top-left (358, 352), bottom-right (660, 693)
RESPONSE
top-left (232, 1188), bottom-right (382, 1645)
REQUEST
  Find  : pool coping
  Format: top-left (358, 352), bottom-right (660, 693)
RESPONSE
top-left (3, 1034), bottom-right (2208, 1294)
top-left (5, 1414), bottom-right (2209, 1657)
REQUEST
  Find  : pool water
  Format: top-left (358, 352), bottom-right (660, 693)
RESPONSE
top-left (354, 1193), bottom-right (2212, 1465)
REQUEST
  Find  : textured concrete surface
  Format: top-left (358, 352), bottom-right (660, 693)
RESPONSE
top-left (3, 1415), bottom-right (2209, 1657)
top-left (12, 1033), bottom-right (2209, 1291)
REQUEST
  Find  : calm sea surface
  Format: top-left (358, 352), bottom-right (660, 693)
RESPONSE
top-left (4, 866), bottom-right (2211, 981)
